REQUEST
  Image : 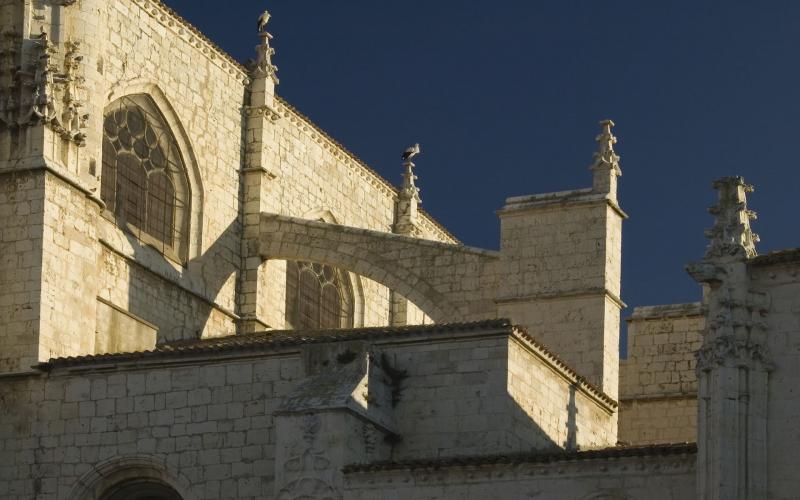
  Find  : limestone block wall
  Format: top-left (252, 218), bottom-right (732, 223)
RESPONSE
top-left (0, 354), bottom-right (304, 500)
top-left (38, 174), bottom-right (100, 361)
top-left (342, 449), bottom-right (696, 500)
top-left (0, 171), bottom-right (45, 373)
top-left (749, 253), bottom-right (800, 499)
top-left (388, 327), bottom-right (617, 460)
top-left (618, 303), bottom-right (703, 445)
top-left (496, 193), bottom-right (625, 398)
top-left (507, 337), bottom-right (616, 450)
top-left (89, 0), bottom-right (247, 340)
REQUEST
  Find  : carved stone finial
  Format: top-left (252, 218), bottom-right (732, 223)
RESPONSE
top-left (251, 10), bottom-right (278, 83)
top-left (704, 176), bottom-right (759, 259)
top-left (590, 119), bottom-right (621, 174)
top-left (589, 119), bottom-right (622, 198)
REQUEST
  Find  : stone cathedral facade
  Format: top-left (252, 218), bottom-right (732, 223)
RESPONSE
top-left (0, 1), bottom-right (797, 499)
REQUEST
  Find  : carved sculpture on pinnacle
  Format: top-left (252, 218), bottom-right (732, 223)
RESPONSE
top-left (703, 176), bottom-right (759, 259)
top-left (590, 119), bottom-right (621, 174)
top-left (251, 9), bottom-right (279, 83)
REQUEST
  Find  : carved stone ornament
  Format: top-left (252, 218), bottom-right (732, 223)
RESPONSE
top-left (276, 414), bottom-right (342, 500)
top-left (695, 336), bottom-right (774, 373)
top-left (703, 176), bottom-right (759, 259)
top-left (399, 160), bottom-right (420, 202)
top-left (0, 30), bottom-right (88, 145)
top-left (245, 104), bottom-right (280, 122)
top-left (590, 119), bottom-right (622, 175)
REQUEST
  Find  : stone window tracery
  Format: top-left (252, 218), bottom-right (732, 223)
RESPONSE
top-left (285, 260), bottom-right (354, 330)
top-left (100, 94), bottom-right (190, 261)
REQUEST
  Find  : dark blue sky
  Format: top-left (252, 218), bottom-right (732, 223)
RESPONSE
top-left (163, 0), bottom-right (800, 313)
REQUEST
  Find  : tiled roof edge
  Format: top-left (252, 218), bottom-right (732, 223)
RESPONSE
top-left (342, 443), bottom-right (697, 473)
top-left (750, 248), bottom-right (800, 267)
top-left (40, 319), bottom-right (513, 369)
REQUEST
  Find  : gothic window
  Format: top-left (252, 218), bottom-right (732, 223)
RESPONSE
top-left (101, 94), bottom-right (190, 261)
top-left (285, 261), bottom-right (354, 329)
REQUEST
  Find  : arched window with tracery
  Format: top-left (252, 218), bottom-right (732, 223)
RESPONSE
top-left (100, 94), bottom-right (190, 261)
top-left (285, 261), bottom-right (354, 329)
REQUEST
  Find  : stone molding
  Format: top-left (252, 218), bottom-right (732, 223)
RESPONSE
top-left (245, 103), bottom-right (281, 123)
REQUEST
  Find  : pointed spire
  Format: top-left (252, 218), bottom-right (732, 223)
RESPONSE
top-left (590, 119), bottom-right (622, 199)
top-left (704, 176), bottom-right (759, 259)
top-left (252, 9), bottom-right (278, 84)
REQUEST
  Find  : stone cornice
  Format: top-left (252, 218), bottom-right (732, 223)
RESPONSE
top-left (245, 104), bottom-right (281, 122)
top-left (626, 302), bottom-right (703, 322)
top-left (499, 189), bottom-right (629, 220)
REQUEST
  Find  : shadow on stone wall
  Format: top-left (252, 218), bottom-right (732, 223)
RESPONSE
top-left (119, 217), bottom-right (241, 343)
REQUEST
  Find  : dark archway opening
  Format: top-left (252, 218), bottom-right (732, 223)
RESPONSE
top-left (100, 479), bottom-right (182, 500)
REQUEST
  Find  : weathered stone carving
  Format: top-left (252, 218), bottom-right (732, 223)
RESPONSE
top-left (0, 30), bottom-right (88, 145)
top-left (695, 336), bottom-right (773, 372)
top-left (589, 119), bottom-right (622, 198)
top-left (0, 29), bottom-right (22, 128)
top-left (703, 176), bottom-right (759, 259)
top-left (277, 414), bottom-right (341, 500)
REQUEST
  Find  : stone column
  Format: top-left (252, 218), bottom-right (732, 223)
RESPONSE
top-left (687, 176), bottom-right (771, 500)
top-left (239, 14), bottom-right (280, 333)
